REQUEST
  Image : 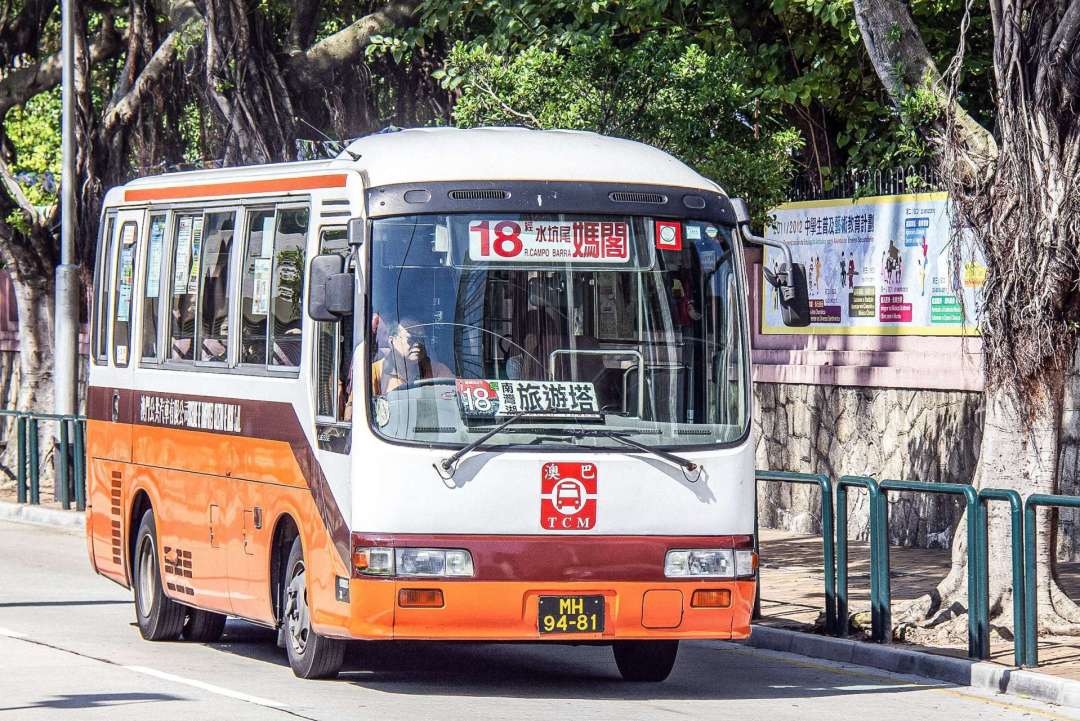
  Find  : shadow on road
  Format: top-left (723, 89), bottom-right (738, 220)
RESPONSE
top-left (0, 692), bottom-right (182, 712)
top-left (205, 620), bottom-right (945, 701)
top-left (0, 599), bottom-right (132, 608)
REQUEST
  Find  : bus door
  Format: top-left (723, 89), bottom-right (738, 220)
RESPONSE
top-left (87, 208), bottom-right (141, 585)
top-left (106, 208), bottom-right (143, 462)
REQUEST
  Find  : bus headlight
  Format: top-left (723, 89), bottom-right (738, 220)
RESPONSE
top-left (353, 547), bottom-right (394, 576)
top-left (664, 549), bottom-right (735, 578)
top-left (735, 549), bottom-right (758, 578)
top-left (396, 548), bottom-right (474, 577)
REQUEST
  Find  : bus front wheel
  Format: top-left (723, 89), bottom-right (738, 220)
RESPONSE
top-left (132, 509), bottom-right (185, 641)
top-left (613, 640), bottom-right (679, 682)
top-left (282, 536), bottom-right (345, 679)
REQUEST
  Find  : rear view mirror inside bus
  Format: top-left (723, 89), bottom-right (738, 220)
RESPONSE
top-left (308, 254), bottom-right (354, 322)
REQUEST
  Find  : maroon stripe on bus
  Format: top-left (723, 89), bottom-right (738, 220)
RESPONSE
top-left (350, 533), bottom-right (754, 582)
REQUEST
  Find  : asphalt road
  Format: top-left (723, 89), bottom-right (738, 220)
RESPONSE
top-left (1, 519), bottom-right (1076, 721)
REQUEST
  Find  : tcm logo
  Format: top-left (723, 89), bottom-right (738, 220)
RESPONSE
top-left (540, 462), bottom-right (597, 530)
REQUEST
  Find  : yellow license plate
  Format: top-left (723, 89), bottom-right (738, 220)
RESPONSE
top-left (538, 595), bottom-right (605, 634)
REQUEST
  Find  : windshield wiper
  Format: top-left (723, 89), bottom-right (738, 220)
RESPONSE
top-left (559, 428), bottom-right (699, 475)
top-left (435, 412), bottom-right (534, 478)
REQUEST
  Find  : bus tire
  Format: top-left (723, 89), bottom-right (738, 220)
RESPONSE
top-left (282, 536), bottom-right (345, 679)
top-left (613, 640), bottom-right (679, 682)
top-left (132, 509), bottom-right (185, 641)
top-left (182, 608), bottom-right (227, 643)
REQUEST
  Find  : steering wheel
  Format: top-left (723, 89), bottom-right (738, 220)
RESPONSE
top-left (390, 376), bottom-right (458, 392)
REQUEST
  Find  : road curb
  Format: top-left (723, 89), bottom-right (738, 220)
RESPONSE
top-left (0, 501), bottom-right (84, 531)
top-left (746, 625), bottom-right (1080, 709)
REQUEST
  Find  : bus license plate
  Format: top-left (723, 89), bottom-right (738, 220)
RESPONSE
top-left (538, 595), bottom-right (605, 634)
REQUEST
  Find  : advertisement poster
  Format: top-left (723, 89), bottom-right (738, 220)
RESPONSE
top-left (761, 192), bottom-right (985, 335)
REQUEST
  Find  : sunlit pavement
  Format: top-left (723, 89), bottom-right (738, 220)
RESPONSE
top-left (2, 520), bottom-right (1076, 721)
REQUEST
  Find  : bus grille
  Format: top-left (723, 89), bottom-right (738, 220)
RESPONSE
top-left (609, 191), bottom-right (667, 204)
top-left (449, 189), bottom-right (510, 200)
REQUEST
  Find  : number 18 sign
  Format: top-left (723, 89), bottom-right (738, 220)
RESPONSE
top-left (469, 219), bottom-right (630, 263)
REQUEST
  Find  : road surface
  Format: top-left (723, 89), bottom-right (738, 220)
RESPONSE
top-left (1, 519), bottom-right (1075, 721)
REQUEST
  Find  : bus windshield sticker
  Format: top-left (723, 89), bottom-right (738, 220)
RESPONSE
top-left (655, 220), bottom-right (682, 251)
top-left (173, 216), bottom-right (193, 295)
top-left (456, 379), bottom-right (600, 418)
top-left (468, 220), bottom-right (630, 264)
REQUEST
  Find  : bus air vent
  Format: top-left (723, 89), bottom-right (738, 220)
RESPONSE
top-left (449, 189), bottom-right (510, 200)
top-left (610, 191), bottom-right (667, 204)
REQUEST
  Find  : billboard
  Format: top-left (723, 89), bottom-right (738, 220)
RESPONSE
top-left (761, 192), bottom-right (984, 335)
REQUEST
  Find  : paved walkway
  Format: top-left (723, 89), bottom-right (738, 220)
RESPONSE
top-left (759, 527), bottom-right (1080, 679)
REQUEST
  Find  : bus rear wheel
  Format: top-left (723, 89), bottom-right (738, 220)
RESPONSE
top-left (132, 509), bottom-right (185, 641)
top-left (182, 608), bottom-right (227, 643)
top-left (282, 536), bottom-right (345, 679)
top-left (613, 640), bottom-right (679, 682)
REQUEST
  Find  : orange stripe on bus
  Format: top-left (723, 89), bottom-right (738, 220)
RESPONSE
top-left (123, 174), bottom-right (349, 202)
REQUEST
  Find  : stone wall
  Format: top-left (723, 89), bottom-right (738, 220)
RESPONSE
top-left (753, 382), bottom-right (983, 547)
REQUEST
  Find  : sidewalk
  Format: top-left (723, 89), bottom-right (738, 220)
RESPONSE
top-left (758, 527), bottom-right (1080, 680)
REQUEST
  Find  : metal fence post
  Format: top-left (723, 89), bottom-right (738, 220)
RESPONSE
top-left (57, 417), bottom-right (70, 509)
top-left (27, 416), bottom-right (39, 504)
top-left (756, 471), bottom-right (837, 633)
top-left (978, 488), bottom-right (1024, 666)
top-left (15, 414), bottom-right (26, 503)
top-left (1021, 494), bottom-right (1080, 667)
top-left (73, 418), bottom-right (85, 512)
top-left (878, 480), bottom-right (981, 657)
top-left (836, 476), bottom-right (883, 640)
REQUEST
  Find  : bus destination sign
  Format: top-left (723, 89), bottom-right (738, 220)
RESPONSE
top-left (468, 219), bottom-right (630, 263)
top-left (455, 379), bottom-right (600, 417)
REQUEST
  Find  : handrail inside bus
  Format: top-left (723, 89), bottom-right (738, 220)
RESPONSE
top-left (548, 348), bottom-right (645, 417)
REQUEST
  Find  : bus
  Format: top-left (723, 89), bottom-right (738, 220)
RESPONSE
top-left (85, 127), bottom-right (808, 682)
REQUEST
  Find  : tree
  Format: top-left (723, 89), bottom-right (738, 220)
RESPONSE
top-left (852, 0), bottom-right (1080, 639)
top-left (439, 35), bottom-right (802, 216)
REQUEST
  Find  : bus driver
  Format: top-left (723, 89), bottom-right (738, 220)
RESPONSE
top-left (371, 319), bottom-right (453, 395)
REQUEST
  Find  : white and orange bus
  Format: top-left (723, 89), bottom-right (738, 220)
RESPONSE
top-left (86, 128), bottom-right (808, 681)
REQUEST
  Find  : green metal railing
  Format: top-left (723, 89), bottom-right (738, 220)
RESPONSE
top-left (977, 488), bottom-right (1026, 667)
top-left (835, 475), bottom-right (884, 639)
top-left (877, 479), bottom-right (982, 657)
top-left (1022, 494), bottom-right (1080, 667)
top-left (4, 411), bottom-right (86, 511)
top-left (755, 471), bottom-right (837, 634)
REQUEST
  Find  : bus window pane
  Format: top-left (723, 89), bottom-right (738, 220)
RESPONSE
top-left (196, 211), bottom-right (236, 362)
top-left (141, 214), bottom-right (167, 361)
top-left (169, 213), bottom-right (203, 361)
top-left (239, 209), bottom-right (274, 365)
top-left (111, 222), bottom-right (138, 367)
top-left (268, 208), bottom-right (308, 368)
top-left (93, 216), bottom-right (115, 363)
top-left (316, 227), bottom-right (348, 418)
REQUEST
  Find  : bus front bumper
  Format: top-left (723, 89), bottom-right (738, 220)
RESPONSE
top-left (323, 578), bottom-right (755, 641)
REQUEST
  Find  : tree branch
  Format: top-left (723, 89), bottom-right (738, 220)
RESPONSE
top-left (852, 0), bottom-right (997, 164)
top-left (288, 0), bottom-right (421, 79)
top-left (0, 21), bottom-right (121, 117)
top-left (0, 152), bottom-right (49, 227)
top-left (102, 12), bottom-right (205, 133)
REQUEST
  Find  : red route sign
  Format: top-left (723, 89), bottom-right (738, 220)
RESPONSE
top-left (540, 462), bottom-right (598, 531)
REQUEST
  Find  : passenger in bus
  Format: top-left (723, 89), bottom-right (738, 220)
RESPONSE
top-left (505, 333), bottom-right (541, 379)
top-left (371, 319), bottom-right (453, 395)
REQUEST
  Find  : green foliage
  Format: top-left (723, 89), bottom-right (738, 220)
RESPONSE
top-left (441, 35), bottom-right (802, 218)
top-left (3, 87), bottom-right (61, 213)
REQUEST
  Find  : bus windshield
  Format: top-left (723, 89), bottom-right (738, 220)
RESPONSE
top-left (366, 213), bottom-right (748, 450)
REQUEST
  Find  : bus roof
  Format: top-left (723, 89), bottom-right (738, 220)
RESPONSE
top-left (110, 127), bottom-right (723, 206)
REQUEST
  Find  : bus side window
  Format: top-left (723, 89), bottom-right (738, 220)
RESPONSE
top-left (240, 208), bottom-right (275, 366)
top-left (111, 222), bottom-right (138, 367)
top-left (195, 211), bottom-right (236, 363)
top-left (168, 213), bottom-right (204, 361)
top-left (141, 214), bottom-right (167, 362)
top-left (315, 226), bottom-right (350, 451)
top-left (92, 215), bottom-right (116, 365)
top-left (268, 208), bottom-right (309, 369)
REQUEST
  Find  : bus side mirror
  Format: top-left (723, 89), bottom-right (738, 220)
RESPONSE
top-left (764, 262), bottom-right (811, 327)
top-left (348, 217), bottom-right (367, 247)
top-left (731, 196), bottom-right (811, 328)
top-left (308, 254), bottom-right (354, 322)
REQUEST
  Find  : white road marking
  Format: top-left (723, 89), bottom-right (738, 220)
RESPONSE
top-left (123, 665), bottom-right (289, 709)
top-left (0, 626), bottom-right (26, 638)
